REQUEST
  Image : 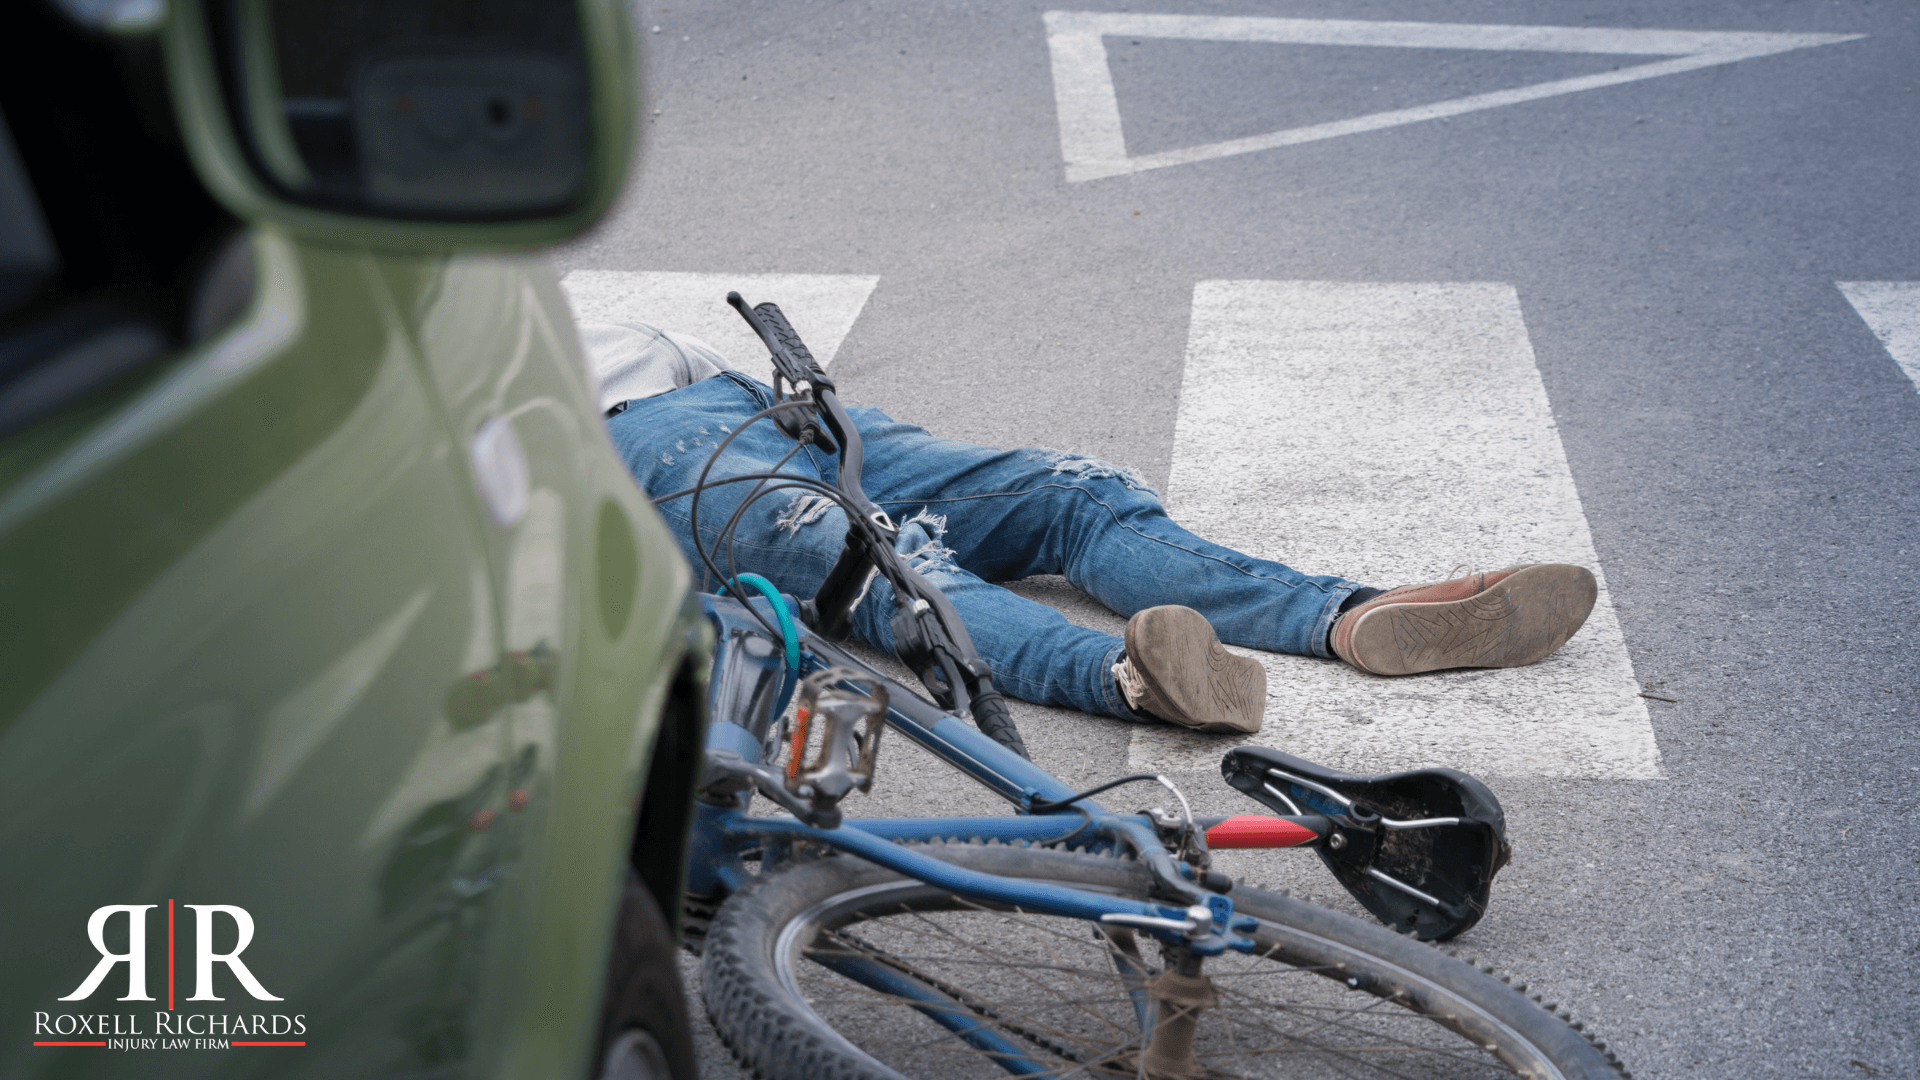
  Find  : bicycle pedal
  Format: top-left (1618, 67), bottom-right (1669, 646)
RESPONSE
top-left (782, 667), bottom-right (887, 828)
top-left (1220, 747), bottom-right (1512, 941)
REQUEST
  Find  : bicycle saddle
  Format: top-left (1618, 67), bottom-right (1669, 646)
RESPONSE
top-left (1221, 747), bottom-right (1512, 941)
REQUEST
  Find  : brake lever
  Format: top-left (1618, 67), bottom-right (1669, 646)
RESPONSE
top-left (886, 570), bottom-right (1031, 758)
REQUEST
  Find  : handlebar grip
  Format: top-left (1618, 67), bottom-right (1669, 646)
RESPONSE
top-left (726, 292), bottom-right (834, 391)
top-left (752, 302), bottom-right (831, 387)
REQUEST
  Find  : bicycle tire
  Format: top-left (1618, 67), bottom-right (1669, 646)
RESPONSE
top-left (702, 841), bottom-right (1627, 1080)
top-left (970, 690), bottom-right (1031, 759)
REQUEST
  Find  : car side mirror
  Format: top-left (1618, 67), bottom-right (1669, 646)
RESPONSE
top-left (164, 0), bottom-right (637, 250)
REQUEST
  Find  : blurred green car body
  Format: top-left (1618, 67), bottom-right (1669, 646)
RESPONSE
top-left (1, 1), bottom-right (706, 1077)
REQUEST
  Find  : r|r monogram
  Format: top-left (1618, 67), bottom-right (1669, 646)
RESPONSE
top-left (59, 904), bottom-right (281, 1002)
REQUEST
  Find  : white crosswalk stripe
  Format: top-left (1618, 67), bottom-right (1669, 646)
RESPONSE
top-left (1129, 281), bottom-right (1662, 780)
top-left (1837, 282), bottom-right (1920, 395)
top-left (559, 270), bottom-right (879, 369)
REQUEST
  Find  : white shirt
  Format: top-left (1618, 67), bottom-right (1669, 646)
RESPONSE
top-left (579, 321), bottom-right (734, 413)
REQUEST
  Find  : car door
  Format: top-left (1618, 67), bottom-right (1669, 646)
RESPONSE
top-left (376, 251), bottom-right (692, 1070)
top-left (0, 232), bottom-right (514, 1078)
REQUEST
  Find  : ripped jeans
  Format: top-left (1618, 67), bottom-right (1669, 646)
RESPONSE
top-left (607, 372), bottom-right (1364, 720)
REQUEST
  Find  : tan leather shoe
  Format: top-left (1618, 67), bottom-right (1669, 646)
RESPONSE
top-left (1113, 606), bottom-right (1266, 733)
top-left (1329, 564), bottom-right (1597, 676)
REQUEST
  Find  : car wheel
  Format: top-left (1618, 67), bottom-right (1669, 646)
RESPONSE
top-left (593, 874), bottom-right (697, 1080)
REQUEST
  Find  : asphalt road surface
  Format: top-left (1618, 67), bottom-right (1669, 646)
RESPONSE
top-left (553, 2), bottom-right (1920, 1076)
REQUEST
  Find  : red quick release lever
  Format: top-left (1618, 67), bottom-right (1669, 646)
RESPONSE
top-left (1204, 815), bottom-right (1320, 849)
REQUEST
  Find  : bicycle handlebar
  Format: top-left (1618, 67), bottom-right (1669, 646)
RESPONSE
top-left (726, 293), bottom-right (1030, 759)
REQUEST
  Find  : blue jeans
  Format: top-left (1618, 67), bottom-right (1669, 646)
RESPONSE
top-left (608, 372), bottom-right (1364, 720)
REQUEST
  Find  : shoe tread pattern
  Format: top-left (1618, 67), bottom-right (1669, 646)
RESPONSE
top-left (1355, 565), bottom-right (1596, 676)
top-left (1129, 607), bottom-right (1264, 733)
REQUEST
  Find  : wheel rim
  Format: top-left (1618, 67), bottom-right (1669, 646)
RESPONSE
top-left (597, 1028), bottom-right (674, 1080)
top-left (771, 878), bottom-right (1564, 1080)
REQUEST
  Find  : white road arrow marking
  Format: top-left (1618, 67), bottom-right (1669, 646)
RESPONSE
top-left (1837, 282), bottom-right (1920, 395)
top-left (559, 271), bottom-right (880, 369)
top-left (1045, 11), bottom-right (1864, 182)
top-left (1130, 281), bottom-right (1662, 780)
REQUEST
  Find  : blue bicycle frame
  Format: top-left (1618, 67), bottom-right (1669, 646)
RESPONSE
top-left (682, 592), bottom-right (1341, 961)
top-left (668, 302), bottom-right (1514, 1071)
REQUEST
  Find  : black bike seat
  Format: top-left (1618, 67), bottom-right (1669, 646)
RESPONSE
top-left (1221, 747), bottom-right (1513, 941)
top-left (1223, 747), bottom-right (1506, 829)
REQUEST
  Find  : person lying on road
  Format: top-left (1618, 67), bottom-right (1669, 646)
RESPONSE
top-left (588, 320), bottom-right (1598, 735)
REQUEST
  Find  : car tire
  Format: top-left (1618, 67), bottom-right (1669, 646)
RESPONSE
top-left (593, 874), bottom-right (697, 1080)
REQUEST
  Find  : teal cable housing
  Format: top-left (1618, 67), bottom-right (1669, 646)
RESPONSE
top-left (719, 572), bottom-right (801, 685)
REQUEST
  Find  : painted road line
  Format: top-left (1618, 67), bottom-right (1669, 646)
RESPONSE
top-left (1044, 11), bottom-right (1864, 182)
top-left (1837, 282), bottom-right (1920, 395)
top-left (559, 271), bottom-right (880, 369)
top-left (1131, 281), bottom-right (1661, 780)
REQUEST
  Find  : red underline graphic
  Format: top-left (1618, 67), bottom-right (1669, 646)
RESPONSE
top-left (167, 898), bottom-right (175, 1011)
top-left (32, 1041), bottom-right (306, 1049)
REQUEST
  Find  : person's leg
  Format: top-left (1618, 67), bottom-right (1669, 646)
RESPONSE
top-left (850, 513), bottom-right (1134, 718)
top-left (880, 504), bottom-right (1264, 730)
top-left (614, 383), bottom-right (1582, 724)
top-left (845, 410), bottom-right (1594, 679)
top-left (609, 372), bottom-right (848, 595)
top-left (608, 376), bottom-right (1134, 718)
top-left (842, 410), bottom-right (1364, 659)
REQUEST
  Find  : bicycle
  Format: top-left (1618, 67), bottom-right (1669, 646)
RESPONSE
top-left (661, 293), bottom-right (1629, 1080)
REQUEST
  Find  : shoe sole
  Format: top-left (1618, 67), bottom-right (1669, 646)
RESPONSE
top-left (1125, 606), bottom-right (1267, 734)
top-left (1343, 564), bottom-right (1598, 676)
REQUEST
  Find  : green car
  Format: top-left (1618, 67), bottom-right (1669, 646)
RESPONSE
top-left (1, 1), bottom-right (706, 1077)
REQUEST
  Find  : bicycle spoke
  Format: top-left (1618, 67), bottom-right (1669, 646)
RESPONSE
top-left (795, 973), bottom-right (1140, 1014)
top-left (889, 906), bottom-right (1143, 1045)
top-left (809, 952), bottom-right (1133, 977)
top-left (814, 923), bottom-right (1130, 1061)
top-left (1204, 984), bottom-right (1472, 1076)
top-left (1209, 978), bottom-right (1512, 1072)
top-left (752, 871), bottom-right (1549, 1080)
top-left (1197, 1006), bottom-right (1517, 1080)
top-left (812, 931), bottom-right (1515, 1079)
top-left (712, 844), bottom-right (1610, 1080)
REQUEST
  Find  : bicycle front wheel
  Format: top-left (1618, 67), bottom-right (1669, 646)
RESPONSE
top-left (701, 841), bottom-right (1625, 1080)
